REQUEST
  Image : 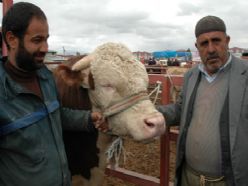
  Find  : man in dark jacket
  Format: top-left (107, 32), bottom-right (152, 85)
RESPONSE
top-left (158, 15), bottom-right (248, 186)
top-left (0, 2), bottom-right (106, 186)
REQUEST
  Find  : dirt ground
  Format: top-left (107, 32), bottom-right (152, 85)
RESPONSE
top-left (102, 137), bottom-right (177, 186)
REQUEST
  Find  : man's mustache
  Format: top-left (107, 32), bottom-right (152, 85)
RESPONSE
top-left (34, 52), bottom-right (46, 58)
top-left (207, 53), bottom-right (219, 60)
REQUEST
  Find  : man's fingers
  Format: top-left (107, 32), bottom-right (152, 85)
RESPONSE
top-left (93, 116), bottom-right (109, 132)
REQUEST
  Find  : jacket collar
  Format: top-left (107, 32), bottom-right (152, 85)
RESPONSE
top-left (0, 59), bottom-right (50, 100)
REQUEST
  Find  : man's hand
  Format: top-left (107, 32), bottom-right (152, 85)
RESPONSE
top-left (91, 112), bottom-right (109, 132)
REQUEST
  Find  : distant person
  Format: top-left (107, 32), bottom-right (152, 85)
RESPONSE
top-left (167, 58), bottom-right (173, 66)
top-left (148, 57), bottom-right (156, 65)
top-left (157, 15), bottom-right (248, 185)
top-left (0, 2), bottom-right (107, 186)
top-left (173, 58), bottom-right (180, 66)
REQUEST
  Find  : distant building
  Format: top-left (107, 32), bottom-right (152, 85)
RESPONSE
top-left (132, 51), bottom-right (152, 64)
top-left (44, 50), bottom-right (73, 70)
top-left (191, 51), bottom-right (201, 62)
top-left (45, 50), bottom-right (72, 63)
top-left (229, 47), bottom-right (248, 58)
top-left (229, 47), bottom-right (248, 53)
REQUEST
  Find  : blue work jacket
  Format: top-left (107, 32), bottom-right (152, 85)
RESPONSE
top-left (0, 61), bottom-right (94, 186)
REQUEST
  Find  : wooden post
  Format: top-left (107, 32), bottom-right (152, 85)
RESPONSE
top-left (148, 74), bottom-right (171, 186)
top-left (149, 74), bottom-right (182, 186)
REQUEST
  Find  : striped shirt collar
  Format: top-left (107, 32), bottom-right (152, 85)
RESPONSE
top-left (198, 54), bottom-right (232, 83)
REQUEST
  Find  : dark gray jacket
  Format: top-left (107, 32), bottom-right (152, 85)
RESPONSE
top-left (158, 55), bottom-right (248, 186)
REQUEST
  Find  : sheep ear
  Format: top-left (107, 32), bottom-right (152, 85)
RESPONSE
top-left (72, 55), bottom-right (94, 71)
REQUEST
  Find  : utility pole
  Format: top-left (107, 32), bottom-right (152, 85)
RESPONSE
top-left (62, 46), bottom-right (66, 56)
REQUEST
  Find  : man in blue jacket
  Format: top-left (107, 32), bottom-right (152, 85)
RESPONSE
top-left (158, 16), bottom-right (248, 186)
top-left (0, 2), bottom-right (106, 186)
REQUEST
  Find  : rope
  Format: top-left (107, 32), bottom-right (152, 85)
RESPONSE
top-left (166, 73), bottom-right (181, 92)
top-left (166, 72), bottom-right (174, 89)
top-left (149, 81), bottom-right (162, 104)
top-left (105, 137), bottom-right (126, 166)
top-left (104, 92), bottom-right (148, 166)
top-left (105, 83), bottom-right (162, 166)
top-left (166, 73), bottom-right (183, 103)
top-left (103, 91), bottom-right (149, 117)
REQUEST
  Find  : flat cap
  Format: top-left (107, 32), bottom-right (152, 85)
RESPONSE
top-left (195, 15), bottom-right (226, 37)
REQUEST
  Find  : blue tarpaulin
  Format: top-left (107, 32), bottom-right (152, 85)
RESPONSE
top-left (152, 51), bottom-right (177, 58)
top-left (152, 50), bottom-right (191, 60)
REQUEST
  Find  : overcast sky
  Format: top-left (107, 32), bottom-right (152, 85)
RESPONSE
top-left (1, 0), bottom-right (248, 54)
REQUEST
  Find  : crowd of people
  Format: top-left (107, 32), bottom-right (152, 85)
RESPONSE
top-left (147, 57), bottom-right (181, 66)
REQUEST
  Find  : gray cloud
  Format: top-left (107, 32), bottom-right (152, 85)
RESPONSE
top-left (1, 0), bottom-right (247, 54)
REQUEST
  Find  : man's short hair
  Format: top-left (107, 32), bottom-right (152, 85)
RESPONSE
top-left (2, 2), bottom-right (47, 48)
top-left (195, 15), bottom-right (226, 38)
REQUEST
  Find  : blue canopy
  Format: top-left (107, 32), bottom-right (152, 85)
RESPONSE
top-left (153, 50), bottom-right (191, 60)
top-left (152, 50), bottom-right (177, 58)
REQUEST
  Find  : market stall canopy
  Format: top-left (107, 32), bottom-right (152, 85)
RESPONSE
top-left (153, 50), bottom-right (191, 59)
top-left (152, 50), bottom-right (177, 58)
